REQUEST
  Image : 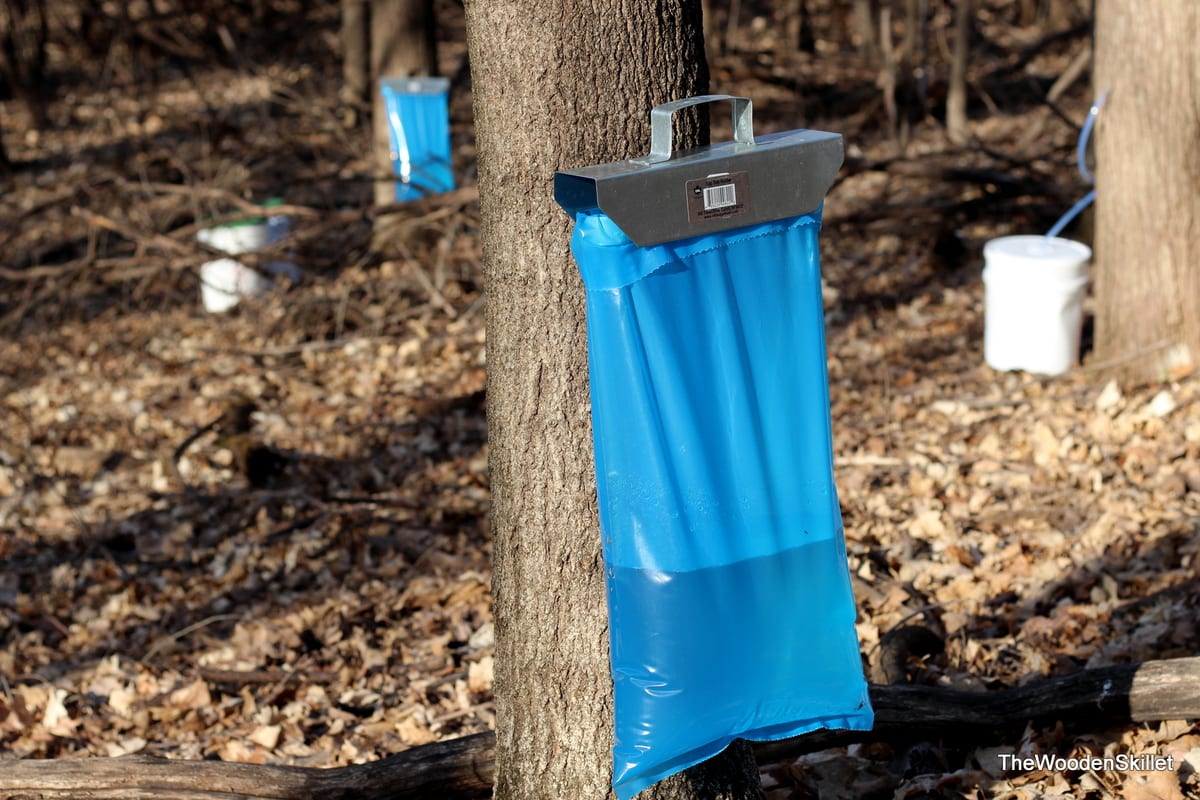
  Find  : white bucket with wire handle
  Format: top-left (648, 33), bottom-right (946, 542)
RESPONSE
top-left (198, 223), bottom-right (272, 313)
top-left (197, 201), bottom-right (298, 313)
top-left (982, 235), bottom-right (1091, 376)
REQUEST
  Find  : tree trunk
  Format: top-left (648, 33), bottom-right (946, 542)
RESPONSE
top-left (462, 2), bottom-right (761, 798)
top-left (0, 109), bottom-right (9, 172)
top-left (1017, 0), bottom-right (1038, 26)
top-left (1, 0), bottom-right (50, 128)
top-left (341, 0), bottom-right (369, 126)
top-left (945, 0), bottom-right (972, 144)
top-left (1093, 0), bottom-right (1200, 383)
top-left (1045, 0), bottom-right (1073, 30)
top-left (852, 0), bottom-right (879, 63)
top-left (784, 0), bottom-right (815, 54)
top-left (897, 0), bottom-right (927, 147)
top-left (371, 0), bottom-right (438, 207)
top-left (702, 0), bottom-right (718, 55)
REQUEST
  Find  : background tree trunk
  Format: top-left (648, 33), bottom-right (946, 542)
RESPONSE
top-left (1093, 0), bottom-right (1200, 383)
top-left (897, 0), bottom-right (928, 148)
top-left (786, 0), bottom-right (815, 54)
top-left (1, 0), bottom-right (50, 128)
top-left (1017, 0), bottom-right (1038, 26)
top-left (945, 0), bottom-right (972, 144)
top-left (341, 0), bottom-right (369, 126)
top-left (0, 107), bottom-right (9, 171)
top-left (852, 0), bottom-right (879, 63)
top-left (463, 1), bottom-right (760, 798)
top-left (702, 0), bottom-right (718, 55)
top-left (371, 0), bottom-right (438, 207)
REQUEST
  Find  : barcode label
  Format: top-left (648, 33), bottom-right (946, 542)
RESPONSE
top-left (703, 183), bottom-right (737, 211)
top-left (686, 171), bottom-right (750, 223)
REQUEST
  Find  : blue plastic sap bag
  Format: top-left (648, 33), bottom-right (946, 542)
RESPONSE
top-left (571, 208), bottom-right (873, 798)
top-left (379, 77), bottom-right (455, 202)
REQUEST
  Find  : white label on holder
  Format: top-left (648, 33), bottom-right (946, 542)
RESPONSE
top-left (686, 172), bottom-right (750, 223)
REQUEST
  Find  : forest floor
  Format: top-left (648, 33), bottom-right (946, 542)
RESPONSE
top-left (2, 1), bottom-right (1198, 799)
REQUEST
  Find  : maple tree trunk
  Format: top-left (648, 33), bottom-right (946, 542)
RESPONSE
top-left (371, 0), bottom-right (438, 207)
top-left (462, 1), bottom-right (764, 798)
top-left (1092, 0), bottom-right (1200, 383)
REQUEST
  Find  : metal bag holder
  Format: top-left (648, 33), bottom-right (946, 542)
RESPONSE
top-left (554, 95), bottom-right (843, 246)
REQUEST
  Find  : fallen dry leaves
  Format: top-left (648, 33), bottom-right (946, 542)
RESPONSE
top-left (1, 260), bottom-right (493, 768)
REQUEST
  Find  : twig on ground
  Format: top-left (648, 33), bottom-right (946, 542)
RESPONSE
top-left (143, 614), bottom-right (244, 663)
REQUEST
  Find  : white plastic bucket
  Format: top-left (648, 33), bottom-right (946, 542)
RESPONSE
top-left (982, 235), bottom-right (1091, 376)
top-left (197, 216), bottom-right (298, 313)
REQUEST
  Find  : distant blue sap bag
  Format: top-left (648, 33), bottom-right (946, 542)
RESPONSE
top-left (379, 77), bottom-right (455, 202)
top-left (556, 97), bottom-right (873, 800)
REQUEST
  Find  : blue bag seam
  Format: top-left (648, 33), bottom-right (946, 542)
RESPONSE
top-left (574, 212), bottom-right (822, 291)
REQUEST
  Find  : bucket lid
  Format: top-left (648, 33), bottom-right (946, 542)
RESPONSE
top-left (983, 235), bottom-right (1092, 271)
top-left (554, 95), bottom-right (843, 246)
top-left (219, 216), bottom-right (266, 228)
top-left (198, 197), bottom-right (285, 233)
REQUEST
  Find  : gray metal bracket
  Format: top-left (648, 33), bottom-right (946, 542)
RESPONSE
top-left (555, 95), bottom-right (843, 247)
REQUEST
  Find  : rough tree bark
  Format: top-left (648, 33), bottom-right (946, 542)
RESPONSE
top-left (1093, 0), bottom-right (1200, 383)
top-left (462, 1), bottom-right (762, 798)
top-left (371, 0), bottom-right (438, 207)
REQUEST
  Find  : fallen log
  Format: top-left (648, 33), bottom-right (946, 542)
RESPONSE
top-left (0, 733), bottom-right (495, 800)
top-left (2, 657), bottom-right (1197, 800)
top-left (754, 654), bottom-right (1200, 762)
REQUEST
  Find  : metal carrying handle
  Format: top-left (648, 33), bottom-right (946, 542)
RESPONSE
top-left (643, 94), bottom-right (755, 164)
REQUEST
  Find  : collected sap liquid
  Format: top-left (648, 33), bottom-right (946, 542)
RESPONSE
top-left (609, 536), bottom-right (868, 786)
